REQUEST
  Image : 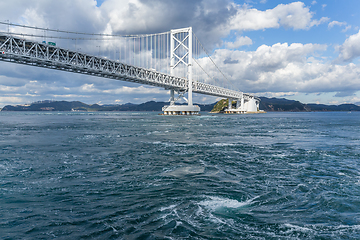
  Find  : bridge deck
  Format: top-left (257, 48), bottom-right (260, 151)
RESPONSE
top-left (0, 34), bottom-right (255, 100)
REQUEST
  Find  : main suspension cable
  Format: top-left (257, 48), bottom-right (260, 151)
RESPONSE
top-left (0, 21), bottom-right (170, 38)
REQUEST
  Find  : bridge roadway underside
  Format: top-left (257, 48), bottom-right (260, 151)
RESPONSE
top-left (0, 34), bottom-right (254, 101)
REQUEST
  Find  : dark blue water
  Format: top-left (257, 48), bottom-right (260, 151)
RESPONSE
top-left (1, 111), bottom-right (360, 239)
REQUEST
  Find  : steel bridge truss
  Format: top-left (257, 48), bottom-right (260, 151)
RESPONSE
top-left (0, 33), bottom-right (253, 101)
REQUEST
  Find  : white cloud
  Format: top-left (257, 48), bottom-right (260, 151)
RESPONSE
top-left (328, 21), bottom-right (347, 29)
top-left (309, 17), bottom-right (330, 28)
top-left (230, 2), bottom-right (328, 31)
top-left (337, 30), bottom-right (360, 62)
top-left (99, 0), bottom-right (238, 48)
top-left (80, 83), bottom-right (99, 93)
top-left (103, 85), bottom-right (163, 95)
top-left (350, 95), bottom-right (360, 105)
top-left (342, 25), bottom-right (352, 33)
top-left (100, 0), bottom-right (158, 34)
top-left (12, 0), bottom-right (104, 33)
top-left (225, 36), bottom-right (253, 49)
top-left (208, 42), bottom-right (360, 95)
top-left (0, 96), bottom-right (27, 106)
top-left (258, 92), bottom-right (299, 98)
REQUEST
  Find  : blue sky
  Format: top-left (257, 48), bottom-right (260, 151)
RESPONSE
top-left (1, 0), bottom-right (360, 107)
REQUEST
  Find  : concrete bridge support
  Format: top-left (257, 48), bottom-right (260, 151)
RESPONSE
top-left (228, 98), bottom-right (233, 110)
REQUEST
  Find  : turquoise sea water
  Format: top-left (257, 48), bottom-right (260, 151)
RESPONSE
top-left (1, 111), bottom-right (360, 239)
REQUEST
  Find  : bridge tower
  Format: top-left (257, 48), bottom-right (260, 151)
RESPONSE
top-left (162, 27), bottom-right (200, 115)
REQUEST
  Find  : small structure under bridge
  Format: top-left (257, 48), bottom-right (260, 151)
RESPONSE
top-left (222, 96), bottom-right (260, 114)
top-left (0, 24), bottom-right (261, 115)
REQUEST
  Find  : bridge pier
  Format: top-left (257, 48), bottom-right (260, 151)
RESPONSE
top-left (228, 98), bottom-right (233, 110)
top-left (236, 99), bottom-right (241, 109)
top-left (162, 104), bottom-right (200, 115)
top-left (170, 89), bottom-right (175, 106)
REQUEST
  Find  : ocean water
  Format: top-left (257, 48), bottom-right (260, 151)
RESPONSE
top-left (1, 111), bottom-right (360, 239)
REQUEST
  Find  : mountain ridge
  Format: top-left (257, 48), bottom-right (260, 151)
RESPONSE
top-left (1, 100), bottom-right (216, 112)
top-left (1, 98), bottom-right (359, 112)
top-left (259, 97), bottom-right (360, 112)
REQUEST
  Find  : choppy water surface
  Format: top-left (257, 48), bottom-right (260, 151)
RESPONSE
top-left (1, 111), bottom-right (360, 239)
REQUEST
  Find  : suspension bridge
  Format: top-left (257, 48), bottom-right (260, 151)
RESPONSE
top-left (0, 22), bottom-right (260, 115)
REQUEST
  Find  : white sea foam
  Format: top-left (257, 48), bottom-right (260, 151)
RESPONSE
top-left (151, 141), bottom-right (182, 147)
top-left (0, 164), bottom-right (8, 170)
top-left (158, 204), bottom-right (180, 221)
top-left (207, 212), bottom-right (227, 224)
top-left (334, 224), bottom-right (360, 230)
top-left (195, 197), bottom-right (245, 226)
top-left (198, 196), bottom-right (253, 211)
top-left (160, 204), bottom-right (177, 212)
top-left (212, 143), bottom-right (235, 147)
top-left (283, 223), bottom-right (313, 233)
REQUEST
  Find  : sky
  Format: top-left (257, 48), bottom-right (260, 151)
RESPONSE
top-left (1, 0), bottom-right (360, 107)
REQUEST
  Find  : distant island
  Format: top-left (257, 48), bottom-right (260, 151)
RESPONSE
top-left (1, 98), bottom-right (360, 112)
top-left (258, 97), bottom-right (360, 112)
